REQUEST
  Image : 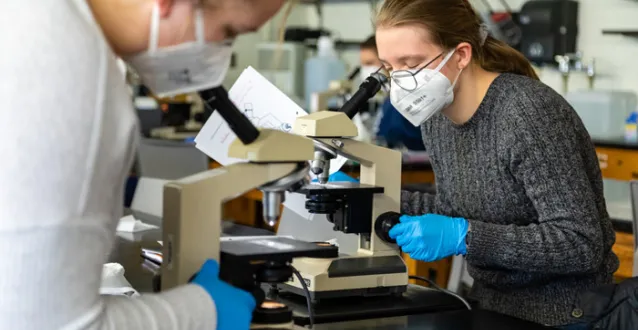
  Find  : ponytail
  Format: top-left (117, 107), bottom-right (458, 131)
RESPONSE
top-left (479, 36), bottom-right (539, 80)
top-left (377, 0), bottom-right (539, 80)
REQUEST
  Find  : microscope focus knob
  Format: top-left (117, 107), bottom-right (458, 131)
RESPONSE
top-left (374, 212), bottom-right (401, 244)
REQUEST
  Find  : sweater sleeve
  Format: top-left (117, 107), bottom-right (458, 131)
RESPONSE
top-left (400, 190), bottom-right (436, 215)
top-left (465, 95), bottom-right (605, 275)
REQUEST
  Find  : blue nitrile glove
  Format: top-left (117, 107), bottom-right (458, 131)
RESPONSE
top-left (312, 171), bottom-right (358, 183)
top-left (192, 260), bottom-right (256, 330)
top-left (388, 214), bottom-right (469, 262)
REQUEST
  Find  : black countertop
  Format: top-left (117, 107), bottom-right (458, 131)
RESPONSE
top-left (611, 218), bottom-right (633, 234)
top-left (111, 224), bottom-right (551, 330)
top-left (303, 309), bottom-right (551, 330)
top-left (593, 138), bottom-right (638, 150)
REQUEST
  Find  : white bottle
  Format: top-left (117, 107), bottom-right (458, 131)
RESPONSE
top-left (304, 36), bottom-right (346, 110)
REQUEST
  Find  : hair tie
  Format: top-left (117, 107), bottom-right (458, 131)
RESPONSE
top-left (479, 24), bottom-right (489, 46)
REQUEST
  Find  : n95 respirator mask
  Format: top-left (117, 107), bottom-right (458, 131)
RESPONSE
top-left (126, 5), bottom-right (233, 97)
top-left (390, 50), bottom-right (461, 127)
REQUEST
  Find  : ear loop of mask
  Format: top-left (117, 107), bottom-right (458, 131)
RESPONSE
top-left (147, 4), bottom-right (161, 53)
top-left (419, 49), bottom-right (456, 85)
top-left (433, 49), bottom-right (456, 74)
top-left (147, 5), bottom-right (205, 53)
top-left (194, 7), bottom-right (205, 44)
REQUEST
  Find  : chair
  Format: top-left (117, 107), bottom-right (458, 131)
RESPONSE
top-left (628, 181), bottom-right (638, 276)
top-left (447, 255), bottom-right (473, 294)
top-left (131, 138), bottom-right (209, 224)
top-left (137, 138), bottom-right (209, 181)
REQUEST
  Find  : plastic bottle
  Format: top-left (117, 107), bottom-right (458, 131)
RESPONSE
top-left (304, 36), bottom-right (347, 110)
top-left (625, 111), bottom-right (638, 142)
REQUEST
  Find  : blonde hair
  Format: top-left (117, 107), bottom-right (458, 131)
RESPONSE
top-left (376, 0), bottom-right (538, 80)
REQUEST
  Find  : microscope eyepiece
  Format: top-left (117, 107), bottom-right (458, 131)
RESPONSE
top-left (340, 74), bottom-right (384, 119)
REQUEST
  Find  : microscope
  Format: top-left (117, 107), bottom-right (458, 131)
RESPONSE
top-left (278, 74), bottom-right (409, 302)
top-left (160, 87), bottom-right (339, 328)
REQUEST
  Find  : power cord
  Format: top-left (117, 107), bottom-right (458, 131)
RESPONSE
top-left (409, 275), bottom-right (472, 311)
top-left (291, 266), bottom-right (315, 329)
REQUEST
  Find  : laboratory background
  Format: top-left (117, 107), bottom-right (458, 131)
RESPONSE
top-left (115, 0), bottom-right (638, 329)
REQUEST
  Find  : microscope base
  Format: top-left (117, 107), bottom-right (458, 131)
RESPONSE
top-left (280, 254), bottom-right (409, 302)
top-left (276, 284), bottom-right (467, 326)
top-left (280, 283), bottom-right (406, 302)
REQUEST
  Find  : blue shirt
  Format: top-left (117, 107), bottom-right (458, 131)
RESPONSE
top-left (376, 98), bottom-right (426, 151)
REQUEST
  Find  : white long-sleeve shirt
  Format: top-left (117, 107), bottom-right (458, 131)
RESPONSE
top-left (0, 1), bottom-right (216, 329)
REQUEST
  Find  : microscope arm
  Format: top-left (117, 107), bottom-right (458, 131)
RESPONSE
top-left (161, 162), bottom-right (299, 290)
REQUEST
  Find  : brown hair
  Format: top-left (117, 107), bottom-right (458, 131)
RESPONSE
top-left (376, 0), bottom-right (538, 80)
top-left (361, 35), bottom-right (377, 51)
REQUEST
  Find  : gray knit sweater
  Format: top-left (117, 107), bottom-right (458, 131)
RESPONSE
top-left (400, 73), bottom-right (619, 326)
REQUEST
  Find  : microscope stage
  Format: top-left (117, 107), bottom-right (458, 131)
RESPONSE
top-left (221, 237), bottom-right (338, 262)
top-left (300, 182), bottom-right (384, 194)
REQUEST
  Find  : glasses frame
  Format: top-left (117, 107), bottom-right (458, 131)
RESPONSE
top-left (389, 52), bottom-right (445, 92)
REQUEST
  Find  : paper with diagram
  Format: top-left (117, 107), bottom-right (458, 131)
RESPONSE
top-left (195, 66), bottom-right (347, 173)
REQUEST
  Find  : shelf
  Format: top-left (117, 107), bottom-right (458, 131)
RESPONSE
top-left (602, 30), bottom-right (638, 37)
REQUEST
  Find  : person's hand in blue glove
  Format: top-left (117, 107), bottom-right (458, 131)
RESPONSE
top-left (192, 260), bottom-right (256, 330)
top-left (312, 171), bottom-right (358, 183)
top-left (388, 214), bottom-right (469, 262)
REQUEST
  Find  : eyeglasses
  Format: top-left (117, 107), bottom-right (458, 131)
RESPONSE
top-left (388, 52), bottom-right (444, 91)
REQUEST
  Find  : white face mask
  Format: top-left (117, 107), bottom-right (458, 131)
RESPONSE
top-left (390, 50), bottom-right (462, 126)
top-left (125, 5), bottom-right (233, 98)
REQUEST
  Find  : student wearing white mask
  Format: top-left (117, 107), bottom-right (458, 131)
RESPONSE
top-left (0, 0), bottom-right (285, 329)
top-left (334, 0), bottom-right (616, 329)
top-left (359, 35), bottom-right (425, 151)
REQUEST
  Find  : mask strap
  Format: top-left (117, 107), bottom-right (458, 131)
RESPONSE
top-left (194, 8), bottom-right (205, 44)
top-left (433, 49), bottom-right (456, 72)
top-left (450, 68), bottom-right (463, 89)
top-left (148, 4), bottom-right (161, 53)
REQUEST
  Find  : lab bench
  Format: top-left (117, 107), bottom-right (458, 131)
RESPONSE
top-left (110, 225), bottom-right (549, 330)
top-left (593, 139), bottom-right (637, 281)
top-left (290, 310), bottom-right (550, 330)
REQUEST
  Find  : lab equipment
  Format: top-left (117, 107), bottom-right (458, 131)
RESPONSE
top-left (256, 42), bottom-right (307, 104)
top-left (554, 52), bottom-right (596, 94)
top-left (474, 0), bottom-right (522, 47)
top-left (160, 86), bottom-right (339, 328)
top-left (310, 68), bottom-right (380, 143)
top-left (518, 0), bottom-right (579, 65)
top-left (389, 214), bottom-right (468, 263)
top-left (565, 90), bottom-right (637, 140)
top-left (625, 112), bottom-right (638, 142)
top-left (309, 79), bottom-right (352, 113)
top-left (280, 74), bottom-right (409, 301)
top-left (304, 36), bottom-right (346, 110)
